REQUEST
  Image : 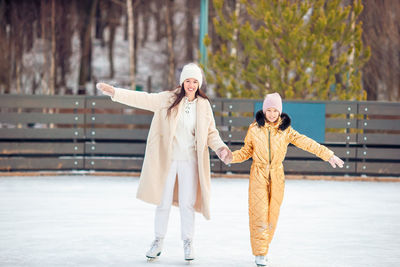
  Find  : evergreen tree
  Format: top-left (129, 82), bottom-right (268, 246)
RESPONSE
top-left (205, 0), bottom-right (370, 100)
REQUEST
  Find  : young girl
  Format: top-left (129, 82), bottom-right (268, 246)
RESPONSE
top-left (226, 92), bottom-right (344, 267)
top-left (96, 63), bottom-right (231, 262)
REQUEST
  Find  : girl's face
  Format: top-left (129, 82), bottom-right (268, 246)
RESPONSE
top-left (265, 107), bottom-right (280, 123)
top-left (183, 78), bottom-right (199, 98)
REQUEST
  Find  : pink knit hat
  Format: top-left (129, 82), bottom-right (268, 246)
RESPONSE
top-left (262, 92), bottom-right (282, 114)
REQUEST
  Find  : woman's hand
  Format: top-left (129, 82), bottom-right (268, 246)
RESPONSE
top-left (96, 82), bottom-right (115, 97)
top-left (328, 155), bottom-right (344, 168)
top-left (216, 147), bottom-right (233, 165)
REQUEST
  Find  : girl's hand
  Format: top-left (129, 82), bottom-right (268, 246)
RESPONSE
top-left (96, 82), bottom-right (115, 97)
top-left (328, 155), bottom-right (344, 168)
top-left (216, 147), bottom-right (233, 165)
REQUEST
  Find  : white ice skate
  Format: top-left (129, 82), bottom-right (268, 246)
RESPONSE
top-left (255, 255), bottom-right (267, 266)
top-left (146, 238), bottom-right (163, 261)
top-left (183, 239), bottom-right (195, 263)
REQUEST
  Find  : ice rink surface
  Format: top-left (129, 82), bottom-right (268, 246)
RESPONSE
top-left (0, 176), bottom-right (399, 267)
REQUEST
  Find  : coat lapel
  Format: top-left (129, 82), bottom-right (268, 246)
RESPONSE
top-left (169, 98), bottom-right (185, 143)
top-left (195, 98), bottom-right (206, 150)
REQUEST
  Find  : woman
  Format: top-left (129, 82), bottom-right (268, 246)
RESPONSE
top-left (226, 92), bottom-right (343, 266)
top-left (96, 63), bottom-right (231, 262)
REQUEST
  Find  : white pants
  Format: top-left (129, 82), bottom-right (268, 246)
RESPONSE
top-left (154, 160), bottom-right (198, 241)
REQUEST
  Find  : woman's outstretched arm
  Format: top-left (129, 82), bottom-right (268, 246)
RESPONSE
top-left (96, 82), bottom-right (166, 112)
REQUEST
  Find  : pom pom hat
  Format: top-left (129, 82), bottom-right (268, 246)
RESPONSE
top-left (179, 63), bottom-right (203, 89)
top-left (262, 92), bottom-right (282, 114)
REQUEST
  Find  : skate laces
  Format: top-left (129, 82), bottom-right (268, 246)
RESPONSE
top-left (183, 239), bottom-right (192, 251)
top-left (150, 238), bottom-right (162, 252)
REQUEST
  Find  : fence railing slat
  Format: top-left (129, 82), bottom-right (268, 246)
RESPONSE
top-left (359, 102), bottom-right (400, 115)
top-left (358, 119), bottom-right (400, 131)
top-left (0, 128), bottom-right (85, 139)
top-left (85, 143), bottom-right (146, 155)
top-left (1, 113), bottom-right (85, 124)
top-left (0, 157), bottom-right (84, 170)
top-left (0, 142), bottom-right (84, 154)
top-left (0, 94), bottom-right (84, 108)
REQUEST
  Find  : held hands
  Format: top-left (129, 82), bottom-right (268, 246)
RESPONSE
top-left (96, 82), bottom-right (115, 97)
top-left (216, 147), bottom-right (233, 165)
top-left (328, 155), bottom-right (344, 168)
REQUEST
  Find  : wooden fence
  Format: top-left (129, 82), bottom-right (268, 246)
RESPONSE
top-left (0, 94), bottom-right (399, 176)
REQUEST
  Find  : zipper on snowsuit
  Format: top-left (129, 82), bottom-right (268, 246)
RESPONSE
top-left (267, 128), bottom-right (272, 201)
top-left (268, 129), bottom-right (271, 164)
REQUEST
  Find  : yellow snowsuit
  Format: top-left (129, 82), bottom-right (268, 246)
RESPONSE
top-left (231, 115), bottom-right (333, 256)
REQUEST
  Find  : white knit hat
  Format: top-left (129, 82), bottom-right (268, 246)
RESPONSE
top-left (179, 63), bottom-right (203, 88)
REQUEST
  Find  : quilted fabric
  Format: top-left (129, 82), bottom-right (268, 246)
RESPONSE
top-left (231, 118), bottom-right (333, 256)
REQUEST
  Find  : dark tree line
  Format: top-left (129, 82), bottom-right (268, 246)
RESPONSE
top-left (0, 0), bottom-right (203, 95)
top-left (0, 0), bottom-right (399, 100)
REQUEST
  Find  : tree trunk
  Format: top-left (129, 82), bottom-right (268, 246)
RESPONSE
top-left (141, 0), bottom-right (150, 46)
top-left (107, 0), bottom-right (122, 79)
top-left (58, 0), bottom-right (73, 92)
top-left (360, 0), bottom-right (400, 101)
top-left (15, 60), bottom-right (21, 94)
top-left (127, 0), bottom-right (136, 90)
top-left (134, 4), bottom-right (138, 72)
top-left (78, 0), bottom-right (98, 95)
top-left (185, 0), bottom-right (194, 62)
top-left (95, 0), bottom-right (105, 47)
top-left (165, 0), bottom-right (175, 89)
top-left (154, 0), bottom-right (162, 42)
top-left (40, 0), bottom-right (48, 95)
top-left (108, 24), bottom-right (116, 78)
top-left (50, 0), bottom-right (56, 95)
top-left (147, 75), bottom-right (152, 93)
top-left (0, 0), bottom-right (10, 93)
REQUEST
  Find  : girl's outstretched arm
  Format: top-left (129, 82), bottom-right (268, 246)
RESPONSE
top-left (288, 126), bottom-right (334, 161)
top-left (288, 127), bottom-right (343, 168)
top-left (231, 126), bottom-right (254, 164)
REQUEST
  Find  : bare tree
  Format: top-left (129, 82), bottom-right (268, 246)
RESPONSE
top-left (165, 0), bottom-right (175, 89)
top-left (107, 1), bottom-right (122, 78)
top-left (0, 0), bottom-right (10, 93)
top-left (360, 0), bottom-right (400, 101)
top-left (50, 0), bottom-right (56, 95)
top-left (153, 0), bottom-right (163, 42)
top-left (40, 0), bottom-right (49, 95)
top-left (95, 0), bottom-right (106, 47)
top-left (184, 0), bottom-right (194, 62)
top-left (126, 0), bottom-right (136, 90)
top-left (141, 0), bottom-right (151, 46)
top-left (77, 0), bottom-right (98, 94)
top-left (57, 0), bottom-right (74, 94)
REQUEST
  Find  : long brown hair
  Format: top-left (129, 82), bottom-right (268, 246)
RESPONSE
top-left (167, 85), bottom-right (209, 115)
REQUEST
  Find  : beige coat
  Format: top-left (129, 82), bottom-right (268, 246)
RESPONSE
top-left (112, 88), bottom-right (227, 220)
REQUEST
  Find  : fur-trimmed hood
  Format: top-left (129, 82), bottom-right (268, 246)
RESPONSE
top-left (255, 110), bottom-right (291, 131)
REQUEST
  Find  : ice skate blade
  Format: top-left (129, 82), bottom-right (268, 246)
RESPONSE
top-left (185, 259), bottom-right (194, 265)
top-left (146, 252), bottom-right (161, 262)
top-left (146, 257), bottom-right (158, 262)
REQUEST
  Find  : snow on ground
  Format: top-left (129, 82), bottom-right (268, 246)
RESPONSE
top-left (0, 176), bottom-right (399, 267)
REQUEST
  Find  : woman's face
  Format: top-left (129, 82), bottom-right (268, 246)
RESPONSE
top-left (265, 107), bottom-right (280, 123)
top-left (183, 78), bottom-right (199, 98)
